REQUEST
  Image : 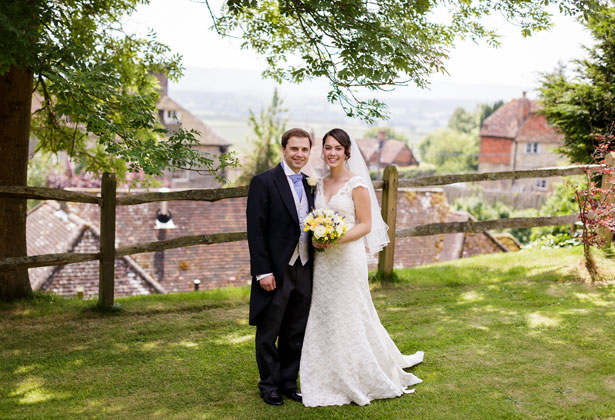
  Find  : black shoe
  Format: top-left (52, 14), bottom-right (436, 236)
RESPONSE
top-left (283, 389), bottom-right (303, 403)
top-left (261, 390), bottom-right (283, 406)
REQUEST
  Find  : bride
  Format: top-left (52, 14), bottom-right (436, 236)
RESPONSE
top-left (300, 128), bottom-right (424, 407)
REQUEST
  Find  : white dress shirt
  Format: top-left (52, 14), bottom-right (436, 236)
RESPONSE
top-left (256, 160), bottom-right (310, 281)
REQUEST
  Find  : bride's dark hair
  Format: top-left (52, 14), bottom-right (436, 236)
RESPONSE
top-left (322, 128), bottom-right (351, 160)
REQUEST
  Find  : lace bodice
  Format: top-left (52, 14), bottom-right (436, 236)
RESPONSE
top-left (314, 175), bottom-right (367, 228)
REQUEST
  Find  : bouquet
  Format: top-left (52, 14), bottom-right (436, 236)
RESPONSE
top-left (303, 209), bottom-right (347, 251)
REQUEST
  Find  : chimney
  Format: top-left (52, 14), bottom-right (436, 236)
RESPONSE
top-left (154, 72), bottom-right (168, 96)
top-left (519, 91), bottom-right (531, 120)
top-left (377, 129), bottom-right (386, 159)
top-left (155, 188), bottom-right (176, 229)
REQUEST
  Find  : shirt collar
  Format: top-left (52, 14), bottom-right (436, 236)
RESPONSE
top-left (281, 160), bottom-right (301, 177)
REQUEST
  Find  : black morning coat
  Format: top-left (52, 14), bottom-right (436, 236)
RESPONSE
top-left (246, 163), bottom-right (315, 325)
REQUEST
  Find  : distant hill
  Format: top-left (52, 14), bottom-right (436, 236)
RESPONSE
top-left (168, 67), bottom-right (528, 150)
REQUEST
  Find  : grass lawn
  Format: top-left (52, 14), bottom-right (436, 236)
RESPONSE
top-left (1, 246), bottom-right (615, 420)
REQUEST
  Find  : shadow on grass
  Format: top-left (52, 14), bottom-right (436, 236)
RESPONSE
top-left (1, 301), bottom-right (255, 418)
top-left (2, 247), bottom-right (615, 419)
top-left (0, 287), bottom-right (251, 321)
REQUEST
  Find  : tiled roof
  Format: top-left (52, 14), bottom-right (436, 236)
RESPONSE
top-left (158, 95), bottom-right (231, 146)
top-left (460, 232), bottom-right (506, 258)
top-left (516, 113), bottom-right (563, 144)
top-left (28, 188), bottom-right (509, 297)
top-left (492, 233), bottom-right (522, 252)
top-left (39, 228), bottom-right (161, 298)
top-left (480, 97), bottom-right (532, 139)
top-left (479, 95), bottom-right (563, 145)
top-left (27, 201), bottom-right (163, 297)
top-left (31, 94), bottom-right (229, 148)
top-left (380, 140), bottom-right (412, 165)
top-left (355, 138), bottom-right (380, 162)
top-left (459, 214), bottom-right (509, 258)
top-left (366, 189), bottom-right (506, 269)
top-left (69, 197), bottom-right (250, 293)
top-left (27, 201), bottom-right (89, 290)
top-left (355, 138), bottom-right (418, 166)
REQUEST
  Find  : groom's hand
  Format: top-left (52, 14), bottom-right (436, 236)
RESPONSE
top-left (260, 275), bottom-right (276, 292)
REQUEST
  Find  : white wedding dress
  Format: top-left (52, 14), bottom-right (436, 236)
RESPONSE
top-left (300, 176), bottom-right (424, 407)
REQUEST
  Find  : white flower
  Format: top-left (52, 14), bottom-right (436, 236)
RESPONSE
top-left (306, 176), bottom-right (320, 187)
top-left (336, 224), bottom-right (345, 235)
top-left (314, 225), bottom-right (326, 239)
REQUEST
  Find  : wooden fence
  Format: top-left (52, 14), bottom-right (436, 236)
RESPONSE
top-left (0, 157), bottom-right (612, 308)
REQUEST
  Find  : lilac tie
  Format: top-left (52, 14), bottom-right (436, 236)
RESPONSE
top-left (290, 174), bottom-right (303, 202)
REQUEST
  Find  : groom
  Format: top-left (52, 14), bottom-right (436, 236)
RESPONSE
top-left (246, 128), bottom-right (315, 406)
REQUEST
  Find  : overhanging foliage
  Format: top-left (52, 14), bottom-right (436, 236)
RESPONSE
top-left (211, 0), bottom-right (603, 122)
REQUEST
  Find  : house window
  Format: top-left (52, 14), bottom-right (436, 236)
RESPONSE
top-left (535, 179), bottom-right (547, 191)
top-left (525, 142), bottom-right (539, 154)
top-left (163, 110), bottom-right (181, 124)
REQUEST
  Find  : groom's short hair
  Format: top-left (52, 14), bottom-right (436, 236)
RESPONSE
top-left (281, 128), bottom-right (312, 149)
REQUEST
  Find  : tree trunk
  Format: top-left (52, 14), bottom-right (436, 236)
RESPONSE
top-left (0, 66), bottom-right (33, 300)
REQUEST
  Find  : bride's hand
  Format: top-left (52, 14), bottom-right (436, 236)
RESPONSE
top-left (312, 240), bottom-right (334, 249)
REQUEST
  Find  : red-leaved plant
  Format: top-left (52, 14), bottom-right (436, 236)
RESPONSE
top-left (573, 131), bottom-right (615, 281)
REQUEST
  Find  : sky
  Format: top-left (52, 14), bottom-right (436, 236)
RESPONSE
top-left (124, 0), bottom-right (595, 103)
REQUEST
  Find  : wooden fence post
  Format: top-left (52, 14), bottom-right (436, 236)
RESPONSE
top-left (378, 165), bottom-right (398, 278)
top-left (600, 152), bottom-right (615, 248)
top-left (98, 172), bottom-right (117, 308)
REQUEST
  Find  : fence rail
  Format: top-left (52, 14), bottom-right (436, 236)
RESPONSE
top-left (116, 186), bottom-right (251, 205)
top-left (397, 214), bottom-right (579, 238)
top-left (0, 252), bottom-right (99, 272)
top-left (0, 160), bottom-right (611, 308)
top-left (0, 185), bottom-right (100, 204)
top-left (115, 232), bottom-right (248, 257)
top-left (397, 165), bottom-right (601, 188)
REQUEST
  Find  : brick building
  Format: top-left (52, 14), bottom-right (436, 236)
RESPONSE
top-left (28, 189), bottom-right (509, 298)
top-left (155, 74), bottom-right (232, 188)
top-left (478, 93), bottom-right (565, 192)
top-left (29, 76), bottom-right (231, 189)
top-left (356, 130), bottom-right (419, 171)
